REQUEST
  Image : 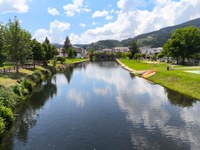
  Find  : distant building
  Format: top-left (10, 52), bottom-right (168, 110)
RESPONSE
top-left (73, 46), bottom-right (87, 58)
top-left (139, 47), bottom-right (163, 60)
top-left (140, 47), bottom-right (163, 55)
top-left (113, 47), bottom-right (129, 53)
top-left (56, 46), bottom-right (87, 58)
top-left (57, 48), bottom-right (63, 56)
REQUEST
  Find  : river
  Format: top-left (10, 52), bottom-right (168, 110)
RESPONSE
top-left (1, 61), bottom-right (200, 150)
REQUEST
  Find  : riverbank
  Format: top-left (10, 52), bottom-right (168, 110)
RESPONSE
top-left (0, 58), bottom-right (89, 140)
top-left (117, 58), bottom-right (200, 100)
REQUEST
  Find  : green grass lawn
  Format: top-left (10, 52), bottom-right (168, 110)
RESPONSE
top-left (0, 65), bottom-right (47, 87)
top-left (65, 58), bottom-right (88, 64)
top-left (118, 58), bottom-right (200, 100)
top-left (0, 77), bottom-right (17, 87)
top-left (48, 58), bottom-right (88, 67)
top-left (119, 59), bottom-right (168, 71)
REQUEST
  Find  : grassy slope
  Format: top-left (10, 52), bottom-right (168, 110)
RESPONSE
top-left (0, 58), bottom-right (88, 87)
top-left (48, 58), bottom-right (88, 67)
top-left (119, 58), bottom-right (200, 100)
top-left (64, 58), bottom-right (88, 64)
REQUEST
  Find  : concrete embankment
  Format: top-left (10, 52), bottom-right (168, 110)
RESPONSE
top-left (115, 59), bottom-right (145, 75)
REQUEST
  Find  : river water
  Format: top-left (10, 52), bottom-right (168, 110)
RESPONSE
top-left (1, 61), bottom-right (200, 150)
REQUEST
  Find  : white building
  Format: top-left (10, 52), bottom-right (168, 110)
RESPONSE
top-left (113, 47), bottom-right (129, 53)
top-left (140, 47), bottom-right (162, 55)
top-left (73, 46), bottom-right (87, 58)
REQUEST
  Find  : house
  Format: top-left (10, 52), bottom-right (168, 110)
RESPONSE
top-left (140, 47), bottom-right (163, 60)
top-left (73, 46), bottom-right (87, 58)
top-left (140, 47), bottom-right (162, 55)
top-left (57, 48), bottom-right (63, 56)
top-left (113, 47), bottom-right (129, 53)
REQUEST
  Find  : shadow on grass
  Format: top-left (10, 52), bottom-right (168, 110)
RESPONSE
top-left (0, 72), bottom-right (28, 80)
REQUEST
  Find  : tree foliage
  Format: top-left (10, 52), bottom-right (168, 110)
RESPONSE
top-left (0, 24), bottom-right (6, 65)
top-left (3, 17), bottom-right (32, 72)
top-left (63, 36), bottom-right (72, 55)
top-left (129, 41), bottom-right (140, 59)
top-left (31, 39), bottom-right (45, 66)
top-left (163, 26), bottom-right (200, 64)
top-left (42, 37), bottom-right (57, 65)
top-left (68, 47), bottom-right (75, 58)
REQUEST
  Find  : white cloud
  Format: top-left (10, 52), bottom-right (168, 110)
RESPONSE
top-left (92, 22), bottom-right (96, 25)
top-left (105, 15), bottom-right (113, 20)
top-left (63, 0), bottom-right (90, 17)
top-left (34, 29), bottom-right (49, 43)
top-left (92, 10), bottom-right (109, 18)
top-left (117, 0), bottom-right (146, 11)
top-left (48, 7), bottom-right (60, 16)
top-left (67, 89), bottom-right (86, 108)
top-left (84, 8), bottom-right (91, 13)
top-left (0, 0), bottom-right (31, 13)
top-left (70, 0), bottom-right (200, 44)
top-left (79, 23), bottom-right (86, 28)
top-left (34, 20), bottom-right (70, 44)
top-left (83, 62), bottom-right (200, 150)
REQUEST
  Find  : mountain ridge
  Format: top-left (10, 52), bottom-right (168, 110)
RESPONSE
top-left (54, 18), bottom-right (200, 50)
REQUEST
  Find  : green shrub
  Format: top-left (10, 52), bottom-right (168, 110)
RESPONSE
top-left (0, 106), bottom-right (13, 128)
top-left (32, 70), bottom-right (43, 83)
top-left (57, 56), bottom-right (66, 64)
top-left (92, 56), bottom-right (97, 61)
top-left (21, 79), bottom-right (33, 93)
top-left (40, 69), bottom-right (51, 79)
top-left (12, 84), bottom-right (22, 97)
top-left (0, 117), bottom-right (5, 137)
top-left (21, 88), bottom-right (29, 96)
top-left (0, 87), bottom-right (16, 108)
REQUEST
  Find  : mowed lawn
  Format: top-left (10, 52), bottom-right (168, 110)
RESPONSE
top-left (0, 67), bottom-right (41, 87)
top-left (65, 58), bottom-right (88, 64)
top-left (0, 59), bottom-right (88, 88)
top-left (119, 58), bottom-right (200, 100)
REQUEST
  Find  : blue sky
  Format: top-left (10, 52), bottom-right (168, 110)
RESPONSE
top-left (1, 0), bottom-right (200, 44)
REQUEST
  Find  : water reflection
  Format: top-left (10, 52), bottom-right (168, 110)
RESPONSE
top-left (1, 61), bottom-right (200, 150)
top-left (67, 89), bottom-right (86, 108)
top-left (166, 88), bottom-right (196, 107)
top-left (63, 67), bottom-right (74, 84)
top-left (84, 62), bottom-right (200, 149)
top-left (1, 80), bottom-right (57, 149)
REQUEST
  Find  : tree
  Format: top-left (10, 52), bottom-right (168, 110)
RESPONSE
top-left (163, 26), bottom-right (200, 64)
top-left (31, 39), bottom-right (45, 68)
top-left (42, 37), bottom-right (57, 66)
top-left (63, 36), bottom-right (72, 56)
top-left (0, 24), bottom-right (6, 66)
top-left (3, 17), bottom-right (32, 73)
top-left (68, 47), bottom-right (74, 58)
top-left (73, 50), bottom-right (77, 58)
top-left (129, 41), bottom-right (140, 59)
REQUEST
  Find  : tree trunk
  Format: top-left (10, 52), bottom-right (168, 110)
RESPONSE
top-left (176, 57), bottom-right (179, 64)
top-left (16, 61), bottom-right (19, 73)
top-left (182, 57), bottom-right (185, 65)
top-left (34, 61), bottom-right (36, 69)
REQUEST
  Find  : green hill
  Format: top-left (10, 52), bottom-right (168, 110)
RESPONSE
top-left (81, 40), bottom-right (122, 50)
top-left (121, 18), bottom-right (200, 47)
top-left (55, 18), bottom-right (200, 50)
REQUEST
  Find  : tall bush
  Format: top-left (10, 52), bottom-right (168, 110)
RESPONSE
top-left (0, 117), bottom-right (5, 137)
top-left (0, 106), bottom-right (13, 128)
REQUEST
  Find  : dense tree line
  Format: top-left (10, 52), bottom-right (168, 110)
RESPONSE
top-left (161, 26), bottom-right (200, 64)
top-left (0, 17), bottom-right (58, 72)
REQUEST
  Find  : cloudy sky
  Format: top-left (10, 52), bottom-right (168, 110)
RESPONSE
top-left (0, 0), bottom-right (200, 44)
